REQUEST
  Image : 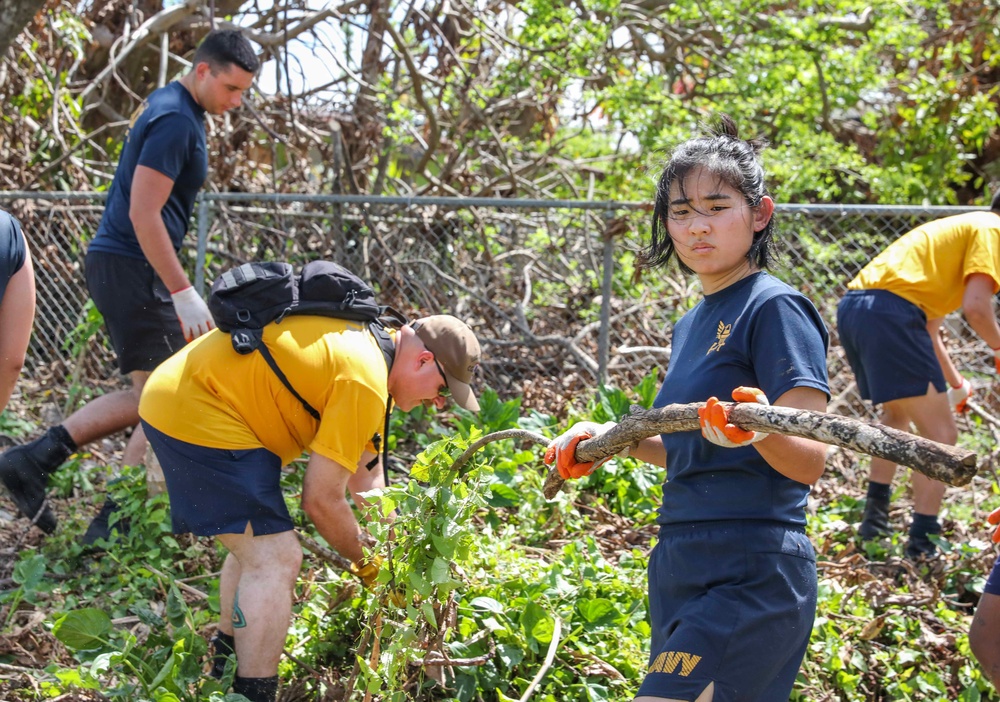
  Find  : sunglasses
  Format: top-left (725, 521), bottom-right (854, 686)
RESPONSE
top-left (433, 358), bottom-right (452, 399)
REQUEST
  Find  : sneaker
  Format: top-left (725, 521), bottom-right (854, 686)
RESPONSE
top-left (82, 497), bottom-right (130, 547)
top-left (0, 427), bottom-right (74, 534)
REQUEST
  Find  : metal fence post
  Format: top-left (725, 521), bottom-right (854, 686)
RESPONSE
top-left (194, 196), bottom-right (210, 295)
top-left (597, 209), bottom-right (616, 388)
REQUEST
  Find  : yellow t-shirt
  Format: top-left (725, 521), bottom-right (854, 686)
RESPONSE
top-left (139, 317), bottom-right (389, 469)
top-left (848, 211), bottom-right (1000, 319)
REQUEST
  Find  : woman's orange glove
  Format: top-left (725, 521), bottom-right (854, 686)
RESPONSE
top-left (987, 507), bottom-right (1000, 543)
top-left (698, 386), bottom-right (770, 448)
top-left (543, 421), bottom-right (625, 480)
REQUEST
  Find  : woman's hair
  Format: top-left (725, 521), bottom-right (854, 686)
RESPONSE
top-left (638, 115), bottom-right (777, 273)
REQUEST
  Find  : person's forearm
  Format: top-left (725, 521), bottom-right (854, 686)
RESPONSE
top-left (965, 307), bottom-right (1000, 353)
top-left (309, 496), bottom-right (367, 564)
top-left (131, 209), bottom-right (190, 292)
top-left (755, 434), bottom-right (826, 485)
top-left (926, 320), bottom-right (962, 386)
top-left (630, 436), bottom-right (666, 467)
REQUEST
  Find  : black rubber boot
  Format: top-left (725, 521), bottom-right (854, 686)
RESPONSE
top-left (0, 425), bottom-right (76, 534)
top-left (209, 630), bottom-right (236, 679)
top-left (82, 497), bottom-right (130, 547)
top-left (905, 513), bottom-right (942, 560)
top-left (858, 482), bottom-right (891, 540)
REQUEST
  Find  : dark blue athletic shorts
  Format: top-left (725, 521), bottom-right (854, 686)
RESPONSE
top-left (837, 289), bottom-right (946, 405)
top-left (637, 521), bottom-right (817, 701)
top-left (142, 421), bottom-right (293, 537)
top-left (85, 250), bottom-right (185, 374)
top-left (985, 554), bottom-right (1000, 596)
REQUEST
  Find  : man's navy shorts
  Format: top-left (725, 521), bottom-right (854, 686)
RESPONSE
top-left (85, 250), bottom-right (185, 374)
top-left (636, 521), bottom-right (817, 701)
top-left (142, 421), bottom-right (293, 537)
top-left (837, 289), bottom-right (946, 405)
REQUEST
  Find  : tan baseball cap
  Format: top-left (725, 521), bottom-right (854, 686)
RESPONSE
top-left (412, 315), bottom-right (481, 412)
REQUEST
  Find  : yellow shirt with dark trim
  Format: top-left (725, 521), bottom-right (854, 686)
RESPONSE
top-left (139, 317), bottom-right (388, 469)
top-left (848, 211), bottom-right (1000, 319)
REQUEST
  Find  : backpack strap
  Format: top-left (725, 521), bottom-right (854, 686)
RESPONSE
top-left (255, 343), bottom-right (321, 421)
top-left (256, 321), bottom-right (396, 476)
top-left (364, 322), bottom-right (396, 488)
top-left (368, 321), bottom-right (396, 370)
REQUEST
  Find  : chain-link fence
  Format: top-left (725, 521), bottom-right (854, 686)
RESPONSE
top-left (0, 192), bottom-right (991, 424)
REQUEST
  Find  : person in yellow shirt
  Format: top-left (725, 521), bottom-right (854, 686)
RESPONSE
top-left (138, 314), bottom-right (481, 702)
top-left (837, 195), bottom-right (1000, 559)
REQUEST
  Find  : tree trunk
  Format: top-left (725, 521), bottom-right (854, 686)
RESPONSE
top-left (0, 0), bottom-right (49, 58)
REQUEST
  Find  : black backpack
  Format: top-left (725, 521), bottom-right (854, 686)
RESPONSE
top-left (209, 260), bottom-right (406, 472)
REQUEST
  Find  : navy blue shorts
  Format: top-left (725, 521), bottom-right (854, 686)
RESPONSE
top-left (837, 289), bottom-right (946, 405)
top-left (637, 521), bottom-right (817, 701)
top-left (142, 421), bottom-right (292, 537)
top-left (86, 250), bottom-right (185, 374)
top-left (985, 555), bottom-right (1000, 596)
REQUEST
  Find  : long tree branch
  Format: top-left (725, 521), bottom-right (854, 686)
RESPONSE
top-left (542, 403), bottom-right (978, 498)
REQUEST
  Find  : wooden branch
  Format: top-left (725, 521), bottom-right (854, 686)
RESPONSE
top-left (215, 0), bottom-right (367, 47)
top-left (297, 530), bottom-right (354, 572)
top-left (79, 0), bottom-right (203, 104)
top-left (451, 429), bottom-right (549, 472)
top-left (542, 403), bottom-right (978, 499)
top-left (385, 23), bottom-right (440, 174)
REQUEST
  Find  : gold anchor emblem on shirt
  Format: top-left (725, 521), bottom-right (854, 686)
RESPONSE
top-left (707, 320), bottom-right (732, 354)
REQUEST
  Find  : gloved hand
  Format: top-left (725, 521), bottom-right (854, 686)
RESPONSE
top-left (170, 286), bottom-right (215, 341)
top-left (543, 421), bottom-right (625, 480)
top-left (993, 347), bottom-right (1000, 374)
top-left (947, 377), bottom-right (972, 414)
top-left (350, 555), bottom-right (383, 588)
top-left (350, 556), bottom-right (407, 606)
top-left (699, 386), bottom-right (770, 448)
top-left (987, 507), bottom-right (1000, 544)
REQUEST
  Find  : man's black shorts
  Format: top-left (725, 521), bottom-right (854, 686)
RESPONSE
top-left (85, 250), bottom-right (184, 374)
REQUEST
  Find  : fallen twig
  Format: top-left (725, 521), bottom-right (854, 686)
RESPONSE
top-left (519, 617), bottom-right (561, 702)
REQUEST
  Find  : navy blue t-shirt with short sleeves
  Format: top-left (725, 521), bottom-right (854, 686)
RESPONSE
top-left (89, 81), bottom-right (207, 260)
top-left (654, 272), bottom-right (830, 527)
top-left (0, 210), bottom-right (27, 304)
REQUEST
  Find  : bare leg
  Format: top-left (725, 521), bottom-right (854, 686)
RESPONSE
top-left (218, 552), bottom-right (241, 638)
top-left (868, 400), bottom-right (912, 486)
top-left (63, 370), bottom-right (149, 452)
top-left (905, 387), bottom-right (957, 517)
top-left (217, 525), bottom-right (302, 677)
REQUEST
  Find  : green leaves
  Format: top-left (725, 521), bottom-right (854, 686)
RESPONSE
top-left (53, 608), bottom-right (112, 652)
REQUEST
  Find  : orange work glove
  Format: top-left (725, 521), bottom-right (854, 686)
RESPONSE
top-left (698, 386), bottom-right (770, 448)
top-left (947, 377), bottom-right (972, 414)
top-left (543, 421), bottom-right (625, 480)
top-left (987, 507), bottom-right (1000, 544)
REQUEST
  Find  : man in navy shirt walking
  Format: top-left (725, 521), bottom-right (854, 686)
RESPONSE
top-left (0, 29), bottom-right (258, 542)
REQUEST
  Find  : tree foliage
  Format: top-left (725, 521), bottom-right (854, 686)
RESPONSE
top-left (0, 0), bottom-right (997, 205)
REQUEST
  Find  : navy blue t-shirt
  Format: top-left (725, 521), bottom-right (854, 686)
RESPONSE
top-left (654, 272), bottom-right (830, 526)
top-left (0, 210), bottom-right (26, 304)
top-left (89, 82), bottom-right (207, 260)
